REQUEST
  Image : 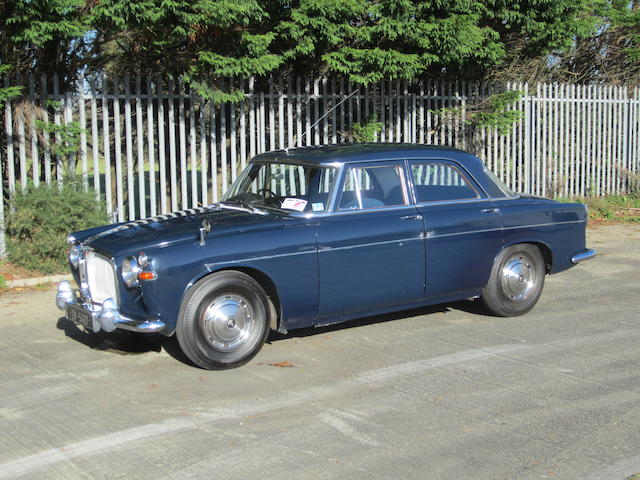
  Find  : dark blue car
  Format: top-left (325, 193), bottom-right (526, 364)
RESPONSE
top-left (56, 144), bottom-right (595, 369)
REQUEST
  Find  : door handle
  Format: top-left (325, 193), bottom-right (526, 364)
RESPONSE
top-left (481, 208), bottom-right (500, 214)
top-left (401, 214), bottom-right (423, 221)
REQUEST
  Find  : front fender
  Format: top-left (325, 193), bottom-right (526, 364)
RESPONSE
top-left (139, 225), bottom-right (318, 335)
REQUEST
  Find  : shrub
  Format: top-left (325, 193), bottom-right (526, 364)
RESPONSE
top-left (5, 182), bottom-right (107, 274)
top-left (0, 274), bottom-right (6, 289)
top-left (349, 115), bottom-right (384, 143)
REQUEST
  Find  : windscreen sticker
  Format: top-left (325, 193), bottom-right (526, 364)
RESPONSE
top-left (312, 202), bottom-right (324, 212)
top-left (281, 198), bottom-right (308, 212)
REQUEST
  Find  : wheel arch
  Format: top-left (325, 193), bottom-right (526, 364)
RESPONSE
top-left (187, 265), bottom-right (283, 333)
top-left (501, 239), bottom-right (553, 274)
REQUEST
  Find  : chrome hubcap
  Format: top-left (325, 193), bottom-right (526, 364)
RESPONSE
top-left (201, 294), bottom-right (254, 352)
top-left (501, 254), bottom-right (536, 301)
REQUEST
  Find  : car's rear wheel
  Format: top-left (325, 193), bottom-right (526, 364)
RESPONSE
top-left (480, 244), bottom-right (545, 317)
top-left (176, 271), bottom-right (270, 369)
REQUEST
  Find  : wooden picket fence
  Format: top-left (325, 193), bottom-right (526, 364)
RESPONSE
top-left (1, 74), bottom-right (639, 256)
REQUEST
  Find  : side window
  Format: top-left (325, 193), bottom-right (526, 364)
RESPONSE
top-left (339, 165), bottom-right (406, 210)
top-left (411, 163), bottom-right (479, 203)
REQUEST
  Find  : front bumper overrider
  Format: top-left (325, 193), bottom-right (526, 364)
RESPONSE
top-left (56, 280), bottom-right (165, 334)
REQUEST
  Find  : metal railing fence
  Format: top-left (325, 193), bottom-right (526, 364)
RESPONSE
top-left (1, 74), bottom-right (639, 256)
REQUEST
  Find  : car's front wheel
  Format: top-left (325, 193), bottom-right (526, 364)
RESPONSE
top-left (176, 271), bottom-right (270, 369)
top-left (480, 244), bottom-right (545, 317)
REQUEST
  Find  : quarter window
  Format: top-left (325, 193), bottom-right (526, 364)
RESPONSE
top-left (339, 165), bottom-right (406, 210)
top-left (411, 163), bottom-right (478, 203)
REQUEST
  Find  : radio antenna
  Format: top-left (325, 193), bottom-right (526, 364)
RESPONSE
top-left (296, 88), bottom-right (359, 147)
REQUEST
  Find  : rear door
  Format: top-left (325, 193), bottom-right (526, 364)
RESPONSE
top-left (315, 161), bottom-right (425, 319)
top-left (408, 159), bottom-right (503, 299)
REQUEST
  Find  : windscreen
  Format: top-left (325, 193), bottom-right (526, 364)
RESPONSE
top-left (222, 162), bottom-right (338, 213)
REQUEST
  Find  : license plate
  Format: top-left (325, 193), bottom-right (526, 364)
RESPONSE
top-left (66, 303), bottom-right (96, 331)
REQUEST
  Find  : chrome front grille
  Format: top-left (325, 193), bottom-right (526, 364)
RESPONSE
top-left (82, 251), bottom-right (118, 304)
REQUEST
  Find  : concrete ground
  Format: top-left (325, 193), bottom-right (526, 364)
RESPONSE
top-left (0, 224), bottom-right (639, 480)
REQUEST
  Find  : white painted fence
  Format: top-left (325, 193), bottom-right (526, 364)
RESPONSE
top-left (1, 75), bottom-right (639, 256)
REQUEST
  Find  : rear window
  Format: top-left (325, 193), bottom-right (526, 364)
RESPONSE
top-left (411, 163), bottom-right (479, 203)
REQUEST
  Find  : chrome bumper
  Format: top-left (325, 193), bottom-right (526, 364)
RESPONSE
top-left (571, 248), bottom-right (597, 264)
top-left (56, 281), bottom-right (165, 334)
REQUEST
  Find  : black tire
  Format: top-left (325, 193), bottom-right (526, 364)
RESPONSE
top-left (176, 271), bottom-right (271, 369)
top-left (480, 244), bottom-right (545, 317)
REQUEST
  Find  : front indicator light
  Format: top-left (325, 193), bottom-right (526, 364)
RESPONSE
top-left (138, 271), bottom-right (157, 281)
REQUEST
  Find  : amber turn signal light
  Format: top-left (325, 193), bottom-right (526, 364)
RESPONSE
top-left (138, 271), bottom-right (157, 281)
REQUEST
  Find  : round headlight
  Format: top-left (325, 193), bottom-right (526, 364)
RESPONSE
top-left (121, 256), bottom-right (141, 288)
top-left (69, 245), bottom-right (81, 269)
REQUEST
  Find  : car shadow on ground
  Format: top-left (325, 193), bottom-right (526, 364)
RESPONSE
top-left (56, 298), bottom-right (492, 367)
top-left (55, 316), bottom-right (197, 366)
top-left (267, 298), bottom-right (491, 341)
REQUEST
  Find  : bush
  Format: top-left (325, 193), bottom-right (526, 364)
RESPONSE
top-left (559, 194), bottom-right (640, 223)
top-left (5, 182), bottom-right (107, 274)
top-left (0, 274), bottom-right (6, 289)
top-left (349, 115), bottom-right (384, 143)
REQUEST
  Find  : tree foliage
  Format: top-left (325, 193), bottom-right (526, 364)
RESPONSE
top-left (89, 0), bottom-right (282, 101)
top-left (0, 0), bottom-right (90, 87)
top-left (0, 64), bottom-right (22, 108)
top-left (552, 0), bottom-right (640, 85)
top-left (0, 0), bottom-right (638, 91)
top-left (348, 115), bottom-right (384, 142)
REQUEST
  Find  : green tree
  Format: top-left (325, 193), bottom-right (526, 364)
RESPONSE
top-left (85, 0), bottom-right (602, 91)
top-left (90, 0), bottom-right (283, 101)
top-left (0, 0), bottom-right (89, 86)
top-left (275, 0), bottom-right (594, 84)
top-left (551, 0), bottom-right (640, 85)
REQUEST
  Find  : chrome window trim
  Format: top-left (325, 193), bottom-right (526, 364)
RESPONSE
top-left (415, 194), bottom-right (522, 208)
top-left (335, 162), bottom-right (409, 213)
top-left (331, 204), bottom-right (419, 217)
top-left (251, 158), bottom-right (343, 169)
top-left (405, 158), bottom-right (482, 205)
top-left (407, 157), bottom-right (491, 198)
top-left (417, 197), bottom-right (500, 207)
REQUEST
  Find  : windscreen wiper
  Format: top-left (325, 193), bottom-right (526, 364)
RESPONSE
top-left (217, 201), bottom-right (269, 216)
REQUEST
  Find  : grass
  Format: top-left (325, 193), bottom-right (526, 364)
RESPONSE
top-left (0, 274), bottom-right (6, 290)
top-left (559, 195), bottom-right (640, 223)
top-left (625, 474), bottom-right (640, 480)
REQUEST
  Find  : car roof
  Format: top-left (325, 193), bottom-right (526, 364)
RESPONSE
top-left (253, 143), bottom-right (483, 167)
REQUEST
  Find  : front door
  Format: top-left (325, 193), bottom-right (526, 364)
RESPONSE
top-left (316, 161), bottom-right (425, 319)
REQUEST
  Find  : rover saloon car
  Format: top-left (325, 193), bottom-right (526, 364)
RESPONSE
top-left (56, 144), bottom-right (596, 369)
